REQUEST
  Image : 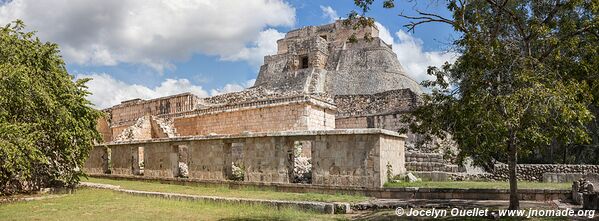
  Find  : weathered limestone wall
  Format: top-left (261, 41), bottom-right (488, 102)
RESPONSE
top-left (334, 89), bottom-right (418, 117)
top-left (143, 143), bottom-right (178, 178)
top-left (84, 146), bottom-right (108, 174)
top-left (307, 105), bottom-right (336, 129)
top-left (379, 136), bottom-right (406, 183)
top-left (108, 93), bottom-right (199, 130)
top-left (311, 134), bottom-right (378, 187)
top-left (336, 114), bottom-right (423, 151)
top-left (336, 114), bottom-right (405, 131)
top-left (96, 117), bottom-right (112, 143)
top-left (114, 115), bottom-right (153, 141)
top-left (150, 117), bottom-right (171, 139)
top-left (87, 129), bottom-right (406, 188)
top-left (491, 164), bottom-right (599, 181)
top-left (111, 125), bottom-right (129, 140)
top-left (334, 89), bottom-right (421, 150)
top-left (110, 144), bottom-right (140, 175)
top-left (174, 99), bottom-right (335, 136)
top-left (311, 133), bottom-right (405, 187)
top-left (277, 20), bottom-right (379, 53)
top-left (243, 137), bottom-right (293, 183)
top-left (186, 140), bottom-right (230, 180)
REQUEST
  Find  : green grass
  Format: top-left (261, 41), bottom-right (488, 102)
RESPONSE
top-left (0, 188), bottom-right (345, 221)
top-left (0, 188), bottom-right (573, 221)
top-left (384, 181), bottom-right (571, 190)
top-left (84, 177), bottom-right (368, 203)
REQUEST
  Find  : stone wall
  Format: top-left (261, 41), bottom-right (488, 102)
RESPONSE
top-left (336, 114), bottom-right (407, 131)
top-left (336, 113), bottom-right (423, 150)
top-left (542, 173), bottom-right (583, 183)
top-left (98, 93), bottom-right (200, 142)
top-left (142, 143), bottom-right (178, 178)
top-left (85, 129), bottom-right (406, 188)
top-left (114, 115), bottom-right (153, 141)
top-left (277, 20), bottom-right (379, 53)
top-left (96, 117), bottom-right (112, 143)
top-left (242, 137), bottom-right (293, 183)
top-left (334, 89), bottom-right (418, 117)
top-left (110, 125), bottom-right (129, 140)
top-left (307, 104), bottom-right (336, 130)
top-left (405, 152), bottom-right (460, 173)
top-left (108, 93), bottom-right (199, 128)
top-left (110, 144), bottom-right (140, 175)
top-left (83, 146), bottom-right (108, 174)
top-left (187, 140), bottom-right (230, 180)
top-left (492, 164), bottom-right (599, 181)
top-left (174, 97), bottom-right (335, 136)
top-left (312, 134), bottom-right (378, 187)
top-left (379, 136), bottom-right (406, 183)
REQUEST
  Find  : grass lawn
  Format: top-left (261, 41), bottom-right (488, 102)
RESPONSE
top-left (0, 187), bottom-right (573, 221)
top-left (384, 181), bottom-right (571, 190)
top-left (0, 188), bottom-right (345, 221)
top-left (83, 177), bottom-right (368, 203)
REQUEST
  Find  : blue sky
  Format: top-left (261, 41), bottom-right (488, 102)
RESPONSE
top-left (0, 0), bottom-right (458, 108)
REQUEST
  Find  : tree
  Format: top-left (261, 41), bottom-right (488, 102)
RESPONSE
top-left (353, 0), bottom-right (598, 209)
top-left (0, 20), bottom-right (101, 195)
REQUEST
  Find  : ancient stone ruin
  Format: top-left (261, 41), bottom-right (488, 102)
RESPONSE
top-left (95, 21), bottom-right (423, 143)
top-left (86, 20), bottom-right (599, 189)
top-left (85, 20), bottom-right (451, 188)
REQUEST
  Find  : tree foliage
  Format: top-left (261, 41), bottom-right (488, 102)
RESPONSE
top-left (353, 0), bottom-right (598, 209)
top-left (0, 21), bottom-right (101, 195)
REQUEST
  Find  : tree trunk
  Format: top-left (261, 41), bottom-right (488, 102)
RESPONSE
top-left (508, 132), bottom-right (519, 210)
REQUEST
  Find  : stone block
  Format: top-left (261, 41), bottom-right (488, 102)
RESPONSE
top-left (406, 173), bottom-right (418, 183)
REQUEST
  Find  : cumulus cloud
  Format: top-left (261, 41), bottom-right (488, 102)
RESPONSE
top-left (222, 29), bottom-right (285, 66)
top-left (320, 6), bottom-right (339, 22)
top-left (375, 23), bottom-right (459, 83)
top-left (78, 74), bottom-right (254, 109)
top-left (0, 0), bottom-right (295, 72)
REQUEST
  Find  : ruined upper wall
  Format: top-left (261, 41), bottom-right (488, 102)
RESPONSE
top-left (107, 92), bottom-right (200, 128)
top-left (334, 89), bottom-right (420, 117)
top-left (254, 20), bottom-right (422, 96)
top-left (276, 20), bottom-right (379, 54)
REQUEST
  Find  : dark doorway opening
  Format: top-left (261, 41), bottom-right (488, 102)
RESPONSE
top-left (300, 56), bottom-right (309, 69)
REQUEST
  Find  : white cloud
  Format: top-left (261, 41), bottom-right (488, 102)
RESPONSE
top-left (222, 29), bottom-right (284, 66)
top-left (78, 74), bottom-right (255, 109)
top-left (375, 23), bottom-right (459, 83)
top-left (210, 79), bottom-right (256, 96)
top-left (320, 6), bottom-right (339, 23)
top-left (0, 0), bottom-right (295, 72)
